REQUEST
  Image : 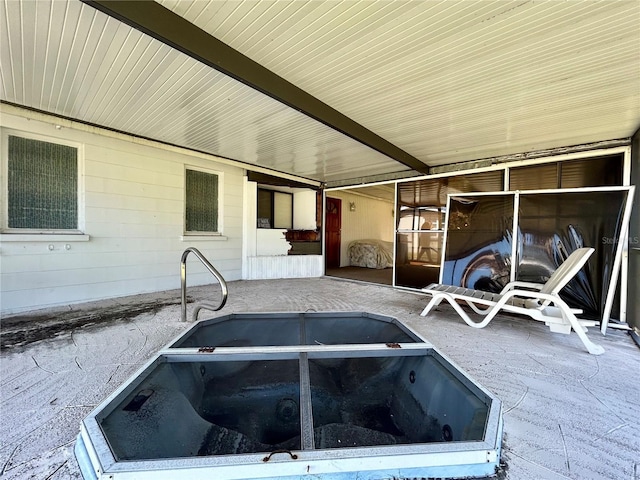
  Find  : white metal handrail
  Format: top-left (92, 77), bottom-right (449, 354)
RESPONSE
top-left (180, 247), bottom-right (228, 321)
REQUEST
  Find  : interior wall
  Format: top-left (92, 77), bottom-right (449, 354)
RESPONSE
top-left (327, 190), bottom-right (394, 267)
top-left (0, 108), bottom-right (245, 315)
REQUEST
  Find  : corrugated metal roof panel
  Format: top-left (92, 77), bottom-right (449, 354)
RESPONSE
top-left (1, 0), bottom-right (414, 183)
top-left (161, 0), bottom-right (639, 167)
top-left (2, 0), bottom-right (639, 183)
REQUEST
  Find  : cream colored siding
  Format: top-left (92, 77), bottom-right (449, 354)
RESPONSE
top-left (0, 109), bottom-right (244, 314)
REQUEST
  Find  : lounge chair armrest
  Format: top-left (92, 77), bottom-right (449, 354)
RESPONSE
top-left (500, 281), bottom-right (544, 293)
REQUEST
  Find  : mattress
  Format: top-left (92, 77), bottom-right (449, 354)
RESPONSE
top-left (348, 239), bottom-right (394, 269)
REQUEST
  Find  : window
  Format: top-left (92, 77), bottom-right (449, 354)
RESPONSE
top-left (5, 134), bottom-right (79, 231)
top-left (257, 188), bottom-right (293, 229)
top-left (185, 168), bottom-right (220, 234)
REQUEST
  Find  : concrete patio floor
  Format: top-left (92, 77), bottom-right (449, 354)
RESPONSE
top-left (1, 277), bottom-right (639, 480)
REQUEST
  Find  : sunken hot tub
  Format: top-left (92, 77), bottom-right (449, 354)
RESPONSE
top-left (75, 312), bottom-right (503, 479)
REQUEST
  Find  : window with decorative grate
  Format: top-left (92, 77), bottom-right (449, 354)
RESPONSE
top-left (185, 167), bottom-right (220, 234)
top-left (6, 134), bottom-right (78, 231)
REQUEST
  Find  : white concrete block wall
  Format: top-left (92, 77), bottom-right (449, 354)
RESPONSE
top-left (0, 107), bottom-right (244, 314)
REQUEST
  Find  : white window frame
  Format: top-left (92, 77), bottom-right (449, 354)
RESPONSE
top-left (183, 165), bottom-right (224, 237)
top-left (0, 129), bottom-right (87, 240)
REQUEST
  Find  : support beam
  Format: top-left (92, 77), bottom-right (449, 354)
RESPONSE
top-left (82, 0), bottom-right (430, 174)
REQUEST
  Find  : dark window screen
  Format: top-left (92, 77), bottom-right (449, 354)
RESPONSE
top-left (186, 169), bottom-right (219, 232)
top-left (8, 135), bottom-right (78, 229)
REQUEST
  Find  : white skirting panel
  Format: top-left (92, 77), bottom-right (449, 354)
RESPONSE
top-left (245, 255), bottom-right (323, 279)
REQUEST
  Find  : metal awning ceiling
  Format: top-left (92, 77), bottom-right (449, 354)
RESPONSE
top-left (1, 0), bottom-right (639, 186)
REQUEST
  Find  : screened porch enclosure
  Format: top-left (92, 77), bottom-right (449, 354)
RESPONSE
top-left (392, 153), bottom-right (631, 326)
top-left (394, 171), bottom-right (504, 289)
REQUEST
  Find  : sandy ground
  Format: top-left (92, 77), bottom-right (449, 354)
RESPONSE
top-left (1, 278), bottom-right (639, 479)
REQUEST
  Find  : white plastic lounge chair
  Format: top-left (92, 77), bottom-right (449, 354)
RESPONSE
top-left (420, 247), bottom-right (604, 355)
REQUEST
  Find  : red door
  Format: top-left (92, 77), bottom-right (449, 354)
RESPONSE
top-left (325, 197), bottom-right (342, 268)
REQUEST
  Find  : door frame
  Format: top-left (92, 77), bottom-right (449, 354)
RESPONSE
top-left (324, 196), bottom-right (342, 269)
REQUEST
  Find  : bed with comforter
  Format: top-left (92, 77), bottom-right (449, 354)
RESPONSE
top-left (348, 239), bottom-right (394, 269)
